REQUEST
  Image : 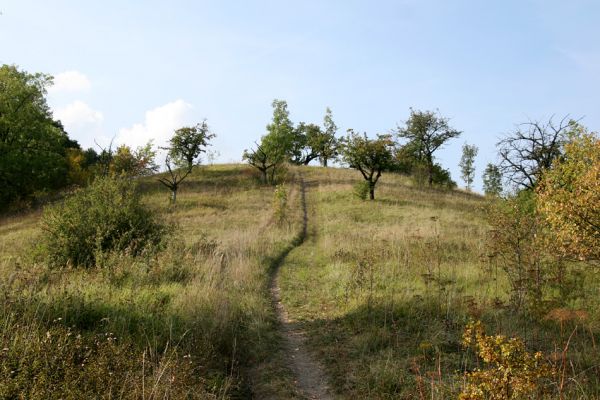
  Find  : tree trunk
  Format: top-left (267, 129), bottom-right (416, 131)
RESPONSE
top-left (322, 158), bottom-right (328, 167)
top-left (171, 188), bottom-right (177, 203)
top-left (261, 168), bottom-right (268, 184)
top-left (369, 182), bottom-right (375, 200)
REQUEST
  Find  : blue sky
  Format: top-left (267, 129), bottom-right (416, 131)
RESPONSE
top-left (1, 0), bottom-right (599, 192)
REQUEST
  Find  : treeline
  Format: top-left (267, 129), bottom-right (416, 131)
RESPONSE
top-left (244, 101), bottom-right (465, 199)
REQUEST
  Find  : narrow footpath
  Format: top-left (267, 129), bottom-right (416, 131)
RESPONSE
top-left (269, 178), bottom-right (333, 400)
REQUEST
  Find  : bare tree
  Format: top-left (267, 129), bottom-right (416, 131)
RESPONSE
top-left (497, 116), bottom-right (574, 190)
top-left (157, 155), bottom-right (192, 203)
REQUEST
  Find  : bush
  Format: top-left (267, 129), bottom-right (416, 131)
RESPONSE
top-left (40, 177), bottom-right (167, 267)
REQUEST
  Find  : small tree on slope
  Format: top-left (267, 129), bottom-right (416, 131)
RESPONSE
top-left (341, 130), bottom-right (394, 200)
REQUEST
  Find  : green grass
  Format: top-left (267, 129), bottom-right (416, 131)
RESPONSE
top-left (0, 164), bottom-right (302, 399)
top-left (1, 164), bottom-right (599, 399)
top-left (279, 167), bottom-right (600, 399)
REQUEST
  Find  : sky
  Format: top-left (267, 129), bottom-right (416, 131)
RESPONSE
top-left (1, 0), bottom-right (599, 192)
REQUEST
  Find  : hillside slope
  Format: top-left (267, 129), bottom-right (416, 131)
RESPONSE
top-left (0, 164), bottom-right (598, 399)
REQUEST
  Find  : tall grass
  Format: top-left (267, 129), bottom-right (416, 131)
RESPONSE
top-left (279, 167), bottom-right (600, 399)
top-left (0, 165), bottom-right (302, 398)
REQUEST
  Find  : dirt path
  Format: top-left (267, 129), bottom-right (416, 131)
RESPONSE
top-left (269, 178), bottom-right (333, 400)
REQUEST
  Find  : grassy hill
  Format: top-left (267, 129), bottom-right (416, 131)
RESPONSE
top-left (0, 164), bottom-right (598, 399)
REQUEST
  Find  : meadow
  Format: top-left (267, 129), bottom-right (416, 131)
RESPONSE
top-left (278, 167), bottom-right (600, 399)
top-left (0, 164), bottom-right (598, 399)
top-left (0, 165), bottom-right (303, 399)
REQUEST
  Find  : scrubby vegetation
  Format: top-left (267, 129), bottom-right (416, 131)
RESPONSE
top-left (0, 165), bottom-right (305, 398)
top-left (40, 176), bottom-right (167, 267)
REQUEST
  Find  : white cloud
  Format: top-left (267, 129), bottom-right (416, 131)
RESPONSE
top-left (116, 99), bottom-right (193, 150)
top-left (54, 100), bottom-right (103, 127)
top-left (49, 70), bottom-right (92, 93)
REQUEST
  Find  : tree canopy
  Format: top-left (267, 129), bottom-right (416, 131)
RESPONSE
top-left (396, 109), bottom-right (461, 186)
top-left (168, 120), bottom-right (215, 171)
top-left (0, 65), bottom-right (75, 207)
top-left (341, 130), bottom-right (394, 200)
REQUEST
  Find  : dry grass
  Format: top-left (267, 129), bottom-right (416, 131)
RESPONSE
top-left (0, 164), bottom-right (303, 399)
top-left (279, 166), bottom-right (600, 399)
top-left (1, 164), bottom-right (599, 399)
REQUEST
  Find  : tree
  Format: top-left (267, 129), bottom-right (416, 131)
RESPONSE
top-left (242, 142), bottom-right (280, 184)
top-left (482, 163), bottom-right (503, 197)
top-left (168, 120), bottom-right (215, 171)
top-left (157, 155), bottom-right (193, 203)
top-left (0, 65), bottom-right (73, 207)
top-left (459, 143), bottom-right (478, 190)
top-left (261, 99), bottom-right (296, 163)
top-left (320, 107), bottom-right (338, 167)
top-left (158, 123), bottom-right (215, 203)
top-left (396, 109), bottom-right (461, 186)
top-left (497, 116), bottom-right (572, 190)
top-left (340, 130), bottom-right (394, 200)
top-left (537, 129), bottom-right (600, 261)
top-left (111, 141), bottom-right (158, 177)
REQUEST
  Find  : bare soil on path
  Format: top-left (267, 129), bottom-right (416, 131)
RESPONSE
top-left (269, 178), bottom-right (333, 400)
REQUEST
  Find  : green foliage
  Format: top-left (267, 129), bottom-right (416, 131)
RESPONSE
top-left (0, 65), bottom-right (74, 207)
top-left (483, 163), bottom-right (503, 196)
top-left (341, 130), bottom-right (394, 200)
top-left (40, 176), bottom-right (167, 267)
top-left (261, 99), bottom-right (296, 163)
top-left (353, 181), bottom-right (370, 200)
top-left (460, 321), bottom-right (555, 400)
top-left (168, 120), bottom-right (215, 171)
top-left (459, 143), bottom-right (478, 190)
top-left (395, 108), bottom-right (461, 186)
top-left (110, 141), bottom-right (158, 177)
top-left (320, 107), bottom-right (339, 167)
top-left (485, 191), bottom-right (568, 313)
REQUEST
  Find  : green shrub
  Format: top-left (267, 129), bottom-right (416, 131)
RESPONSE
top-left (353, 181), bottom-right (370, 200)
top-left (40, 176), bottom-right (167, 267)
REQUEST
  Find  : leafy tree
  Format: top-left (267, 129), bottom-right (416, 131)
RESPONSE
top-left (537, 129), bottom-right (600, 261)
top-left (341, 130), bottom-right (394, 200)
top-left (168, 120), bottom-right (215, 171)
top-left (497, 116), bottom-right (572, 190)
top-left (320, 107), bottom-right (339, 166)
top-left (261, 99), bottom-right (296, 163)
top-left (291, 108), bottom-right (339, 166)
top-left (111, 141), bottom-right (158, 177)
top-left (395, 109), bottom-right (461, 186)
top-left (158, 123), bottom-right (214, 203)
top-left (242, 142), bottom-right (281, 184)
top-left (0, 65), bottom-right (73, 207)
top-left (459, 143), bottom-right (478, 190)
top-left (482, 163), bottom-right (503, 197)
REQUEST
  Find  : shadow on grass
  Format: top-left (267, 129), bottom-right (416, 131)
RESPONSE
top-left (291, 297), bottom-right (600, 398)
